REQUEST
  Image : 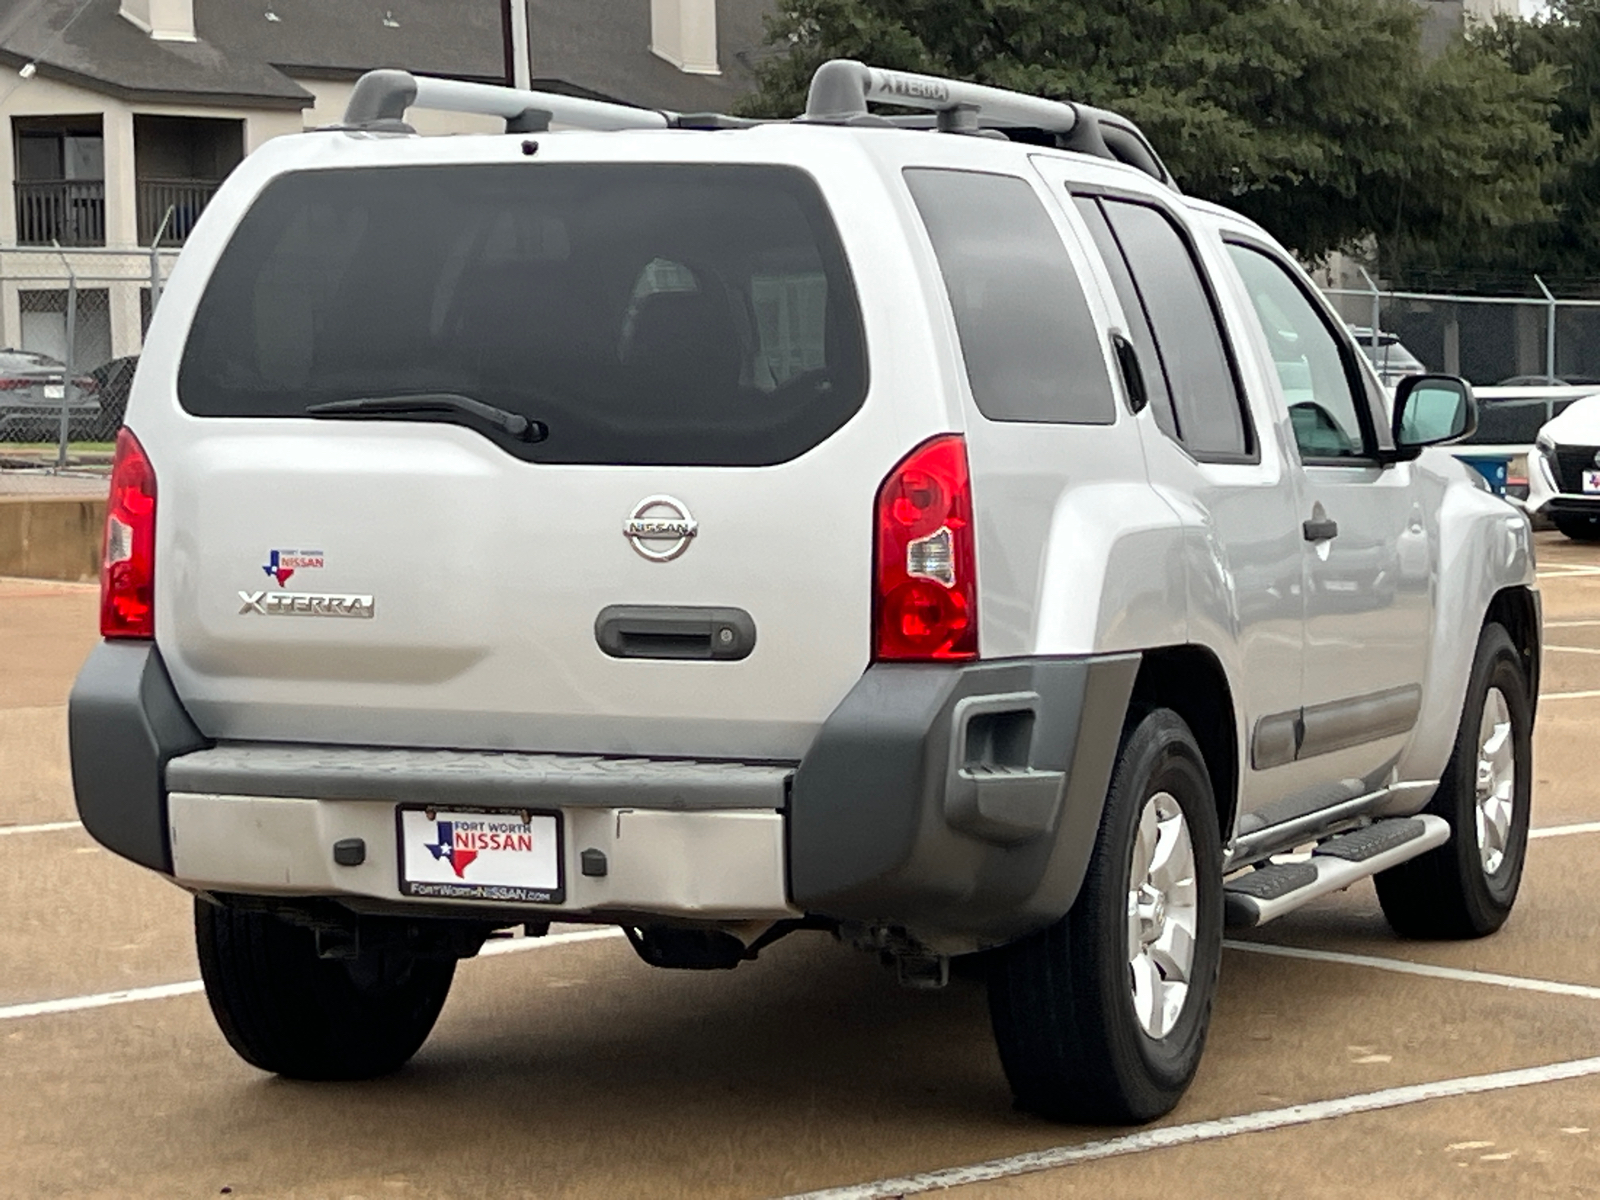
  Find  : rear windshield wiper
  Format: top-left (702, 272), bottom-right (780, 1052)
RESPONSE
top-left (305, 393), bottom-right (548, 443)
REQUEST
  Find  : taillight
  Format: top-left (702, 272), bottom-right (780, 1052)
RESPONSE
top-left (873, 434), bottom-right (978, 661)
top-left (101, 428), bottom-right (156, 639)
top-left (0, 377), bottom-right (30, 390)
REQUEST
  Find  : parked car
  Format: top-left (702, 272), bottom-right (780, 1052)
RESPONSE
top-left (1498, 374), bottom-right (1600, 387)
top-left (0, 348), bottom-right (99, 441)
top-left (1345, 325), bottom-right (1428, 386)
top-left (69, 61), bottom-right (1540, 1126)
top-left (1526, 393), bottom-right (1600, 539)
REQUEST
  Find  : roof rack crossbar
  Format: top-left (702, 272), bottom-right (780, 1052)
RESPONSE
top-left (802, 59), bottom-right (1173, 188)
top-left (343, 69), bottom-right (672, 133)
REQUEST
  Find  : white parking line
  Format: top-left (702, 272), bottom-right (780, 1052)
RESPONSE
top-left (1546, 644), bottom-right (1600, 655)
top-left (1530, 820), bottom-right (1600, 840)
top-left (0, 820), bottom-right (83, 837)
top-left (0, 980), bottom-right (205, 1021)
top-left (1544, 619), bottom-right (1600, 628)
top-left (1222, 940), bottom-right (1600, 1001)
top-left (0, 927), bottom-right (625, 1023)
top-left (1539, 689), bottom-right (1600, 701)
top-left (776, 1056), bottom-right (1600, 1200)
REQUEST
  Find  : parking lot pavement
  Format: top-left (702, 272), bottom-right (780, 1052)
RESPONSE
top-left (5, 533), bottom-right (1600, 1199)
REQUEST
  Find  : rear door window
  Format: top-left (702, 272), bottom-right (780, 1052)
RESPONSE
top-left (1097, 198), bottom-right (1253, 459)
top-left (178, 164), bottom-right (868, 466)
top-left (904, 168), bottom-right (1115, 425)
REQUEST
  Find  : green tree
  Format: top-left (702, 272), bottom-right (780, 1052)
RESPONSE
top-left (740, 0), bottom-right (1559, 268)
top-left (1467, 1), bottom-right (1600, 287)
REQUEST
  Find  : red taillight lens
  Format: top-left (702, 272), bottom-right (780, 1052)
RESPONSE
top-left (874, 434), bottom-right (978, 661)
top-left (101, 427), bottom-right (156, 639)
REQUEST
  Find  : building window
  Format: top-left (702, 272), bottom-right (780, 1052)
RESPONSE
top-left (12, 115), bottom-right (105, 247)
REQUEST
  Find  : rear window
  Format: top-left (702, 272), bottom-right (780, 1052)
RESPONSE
top-left (178, 163), bottom-right (868, 465)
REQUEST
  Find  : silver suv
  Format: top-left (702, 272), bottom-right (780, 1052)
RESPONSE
top-left (70, 62), bottom-right (1540, 1125)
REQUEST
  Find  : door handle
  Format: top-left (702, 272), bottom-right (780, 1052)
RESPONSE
top-left (1302, 517), bottom-right (1339, 542)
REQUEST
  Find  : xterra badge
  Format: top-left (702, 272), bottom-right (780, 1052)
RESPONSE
top-left (238, 591), bottom-right (374, 618)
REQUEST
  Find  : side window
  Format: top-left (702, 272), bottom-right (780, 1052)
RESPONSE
top-left (1100, 199), bottom-right (1251, 458)
top-left (1225, 243), bottom-right (1372, 461)
top-left (905, 168), bottom-right (1116, 425)
top-left (1073, 195), bottom-right (1178, 440)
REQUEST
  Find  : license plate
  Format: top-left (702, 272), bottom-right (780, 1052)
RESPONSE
top-left (43, 384), bottom-right (63, 399)
top-left (397, 807), bottom-right (564, 903)
top-left (1584, 470), bottom-right (1600, 494)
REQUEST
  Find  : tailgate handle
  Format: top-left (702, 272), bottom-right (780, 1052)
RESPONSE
top-left (595, 605), bottom-right (756, 661)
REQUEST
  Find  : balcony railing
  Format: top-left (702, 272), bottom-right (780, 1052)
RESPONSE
top-left (14, 179), bottom-right (106, 247)
top-left (137, 177), bottom-right (222, 246)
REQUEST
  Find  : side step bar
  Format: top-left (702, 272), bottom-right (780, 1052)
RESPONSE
top-left (1224, 815), bottom-right (1450, 929)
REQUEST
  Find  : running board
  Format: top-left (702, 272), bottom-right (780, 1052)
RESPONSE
top-left (1223, 815), bottom-right (1450, 929)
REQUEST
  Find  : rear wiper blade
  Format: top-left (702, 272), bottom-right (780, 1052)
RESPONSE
top-left (305, 393), bottom-right (548, 443)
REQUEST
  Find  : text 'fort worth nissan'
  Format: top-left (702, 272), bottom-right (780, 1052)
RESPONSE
top-left (70, 62), bottom-right (1538, 1123)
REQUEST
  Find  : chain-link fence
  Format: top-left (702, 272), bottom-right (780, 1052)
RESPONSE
top-left (1322, 278), bottom-right (1600, 453)
top-left (0, 247), bottom-right (172, 474)
top-left (1322, 280), bottom-right (1600, 389)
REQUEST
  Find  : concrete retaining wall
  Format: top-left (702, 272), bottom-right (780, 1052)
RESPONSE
top-left (0, 496), bottom-right (105, 582)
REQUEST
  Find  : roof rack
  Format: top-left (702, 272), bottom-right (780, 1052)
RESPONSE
top-left (800, 59), bottom-right (1173, 188)
top-left (342, 69), bottom-right (672, 133)
top-left (337, 62), bottom-right (1172, 188)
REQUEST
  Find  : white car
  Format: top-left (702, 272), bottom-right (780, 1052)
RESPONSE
top-left (1527, 393), bottom-right (1600, 539)
top-left (69, 62), bottom-right (1538, 1125)
top-left (1346, 325), bottom-right (1428, 387)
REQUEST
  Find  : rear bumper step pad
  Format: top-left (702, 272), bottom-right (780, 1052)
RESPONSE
top-left (168, 743), bottom-right (794, 811)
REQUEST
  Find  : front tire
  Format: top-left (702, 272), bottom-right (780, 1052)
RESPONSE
top-left (1375, 623), bottom-right (1532, 939)
top-left (195, 899), bottom-right (456, 1080)
top-left (986, 708), bottom-right (1223, 1124)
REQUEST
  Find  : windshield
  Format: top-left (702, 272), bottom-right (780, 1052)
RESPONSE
top-left (178, 163), bottom-right (868, 466)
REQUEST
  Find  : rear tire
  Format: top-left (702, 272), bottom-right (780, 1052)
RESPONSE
top-left (194, 899), bottom-right (456, 1080)
top-left (986, 708), bottom-right (1223, 1124)
top-left (1553, 513), bottom-right (1600, 542)
top-left (1375, 623), bottom-right (1532, 939)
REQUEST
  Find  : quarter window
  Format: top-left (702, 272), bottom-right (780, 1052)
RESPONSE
top-left (905, 168), bottom-right (1115, 425)
top-left (1226, 243), bottom-right (1371, 461)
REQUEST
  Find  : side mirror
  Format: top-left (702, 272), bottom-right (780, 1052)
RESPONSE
top-left (1391, 374), bottom-right (1476, 458)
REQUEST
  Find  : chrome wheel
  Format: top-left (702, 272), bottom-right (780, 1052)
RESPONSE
top-left (1127, 791), bottom-right (1198, 1039)
top-left (1474, 686), bottom-right (1516, 878)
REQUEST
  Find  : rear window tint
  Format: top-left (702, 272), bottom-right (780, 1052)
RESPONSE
top-left (178, 164), bottom-right (868, 466)
top-left (904, 169), bottom-right (1115, 425)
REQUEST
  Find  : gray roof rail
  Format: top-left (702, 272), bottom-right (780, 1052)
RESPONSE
top-left (343, 69), bottom-right (672, 133)
top-left (802, 59), bottom-right (1173, 188)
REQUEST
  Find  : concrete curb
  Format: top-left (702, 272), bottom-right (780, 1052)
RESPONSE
top-left (0, 496), bottom-right (105, 582)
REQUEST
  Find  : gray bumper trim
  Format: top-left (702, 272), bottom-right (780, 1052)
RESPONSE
top-left (168, 744), bottom-right (793, 811)
top-left (69, 640), bottom-right (210, 873)
top-left (789, 654), bottom-right (1140, 949)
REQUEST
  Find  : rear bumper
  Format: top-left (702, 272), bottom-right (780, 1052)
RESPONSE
top-left (70, 642), bottom-right (1138, 948)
